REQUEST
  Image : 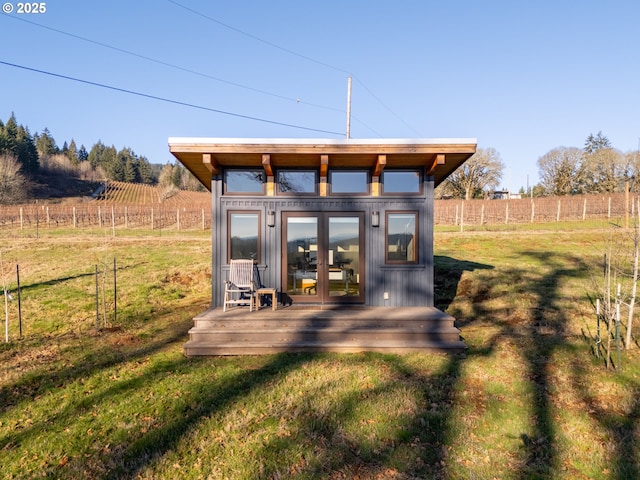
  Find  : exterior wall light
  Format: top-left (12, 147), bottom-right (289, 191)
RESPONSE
top-left (371, 211), bottom-right (380, 227)
top-left (267, 210), bottom-right (275, 227)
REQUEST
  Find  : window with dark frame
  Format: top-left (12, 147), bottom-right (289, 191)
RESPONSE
top-left (382, 170), bottom-right (422, 194)
top-left (224, 170), bottom-right (265, 194)
top-left (386, 212), bottom-right (418, 264)
top-left (330, 170), bottom-right (369, 195)
top-left (228, 211), bottom-right (261, 263)
top-left (277, 170), bottom-right (317, 194)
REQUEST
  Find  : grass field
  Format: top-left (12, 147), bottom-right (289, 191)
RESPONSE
top-left (0, 228), bottom-right (639, 479)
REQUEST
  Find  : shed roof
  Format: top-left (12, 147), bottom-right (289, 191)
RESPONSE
top-left (168, 138), bottom-right (477, 191)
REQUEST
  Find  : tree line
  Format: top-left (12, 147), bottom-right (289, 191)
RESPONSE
top-left (0, 113), bottom-right (204, 204)
top-left (436, 132), bottom-right (640, 200)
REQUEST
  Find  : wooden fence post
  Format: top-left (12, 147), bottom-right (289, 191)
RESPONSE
top-left (460, 201), bottom-right (464, 232)
top-left (556, 200), bottom-right (561, 222)
top-left (480, 203), bottom-right (485, 226)
top-left (626, 180), bottom-right (630, 228)
top-left (19, 207), bottom-right (23, 230)
top-left (583, 198), bottom-right (587, 221)
top-left (505, 202), bottom-right (509, 225)
top-left (531, 200), bottom-right (535, 223)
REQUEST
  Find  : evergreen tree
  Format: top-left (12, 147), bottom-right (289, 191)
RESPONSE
top-left (2, 114), bottom-right (18, 157)
top-left (116, 147), bottom-right (138, 182)
top-left (4, 114), bottom-right (18, 141)
top-left (15, 125), bottom-right (39, 173)
top-left (0, 120), bottom-right (10, 154)
top-left (584, 131), bottom-right (612, 154)
top-left (108, 156), bottom-right (125, 181)
top-left (35, 127), bottom-right (58, 156)
top-left (137, 156), bottom-right (154, 184)
top-left (78, 144), bottom-right (88, 161)
top-left (123, 159), bottom-right (138, 182)
top-left (67, 139), bottom-right (79, 165)
top-left (88, 141), bottom-right (117, 172)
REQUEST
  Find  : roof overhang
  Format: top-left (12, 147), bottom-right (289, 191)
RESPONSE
top-left (168, 137), bottom-right (477, 191)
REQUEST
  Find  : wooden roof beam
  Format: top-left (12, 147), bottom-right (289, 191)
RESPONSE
top-left (202, 153), bottom-right (221, 175)
top-left (373, 155), bottom-right (386, 177)
top-left (262, 154), bottom-right (273, 177)
top-left (320, 155), bottom-right (329, 177)
top-left (426, 153), bottom-right (445, 176)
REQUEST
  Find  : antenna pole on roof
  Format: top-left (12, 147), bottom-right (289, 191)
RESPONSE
top-left (346, 75), bottom-right (352, 139)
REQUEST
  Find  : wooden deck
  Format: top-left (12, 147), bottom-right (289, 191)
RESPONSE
top-left (184, 305), bottom-right (466, 355)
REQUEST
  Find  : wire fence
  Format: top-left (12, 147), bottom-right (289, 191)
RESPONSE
top-left (434, 192), bottom-right (635, 231)
top-left (0, 192), bottom-right (636, 235)
top-left (0, 203), bottom-right (212, 234)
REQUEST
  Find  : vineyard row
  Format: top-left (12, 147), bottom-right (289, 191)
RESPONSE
top-left (0, 192), bottom-right (636, 232)
top-left (435, 192), bottom-right (634, 227)
top-left (0, 204), bottom-right (211, 231)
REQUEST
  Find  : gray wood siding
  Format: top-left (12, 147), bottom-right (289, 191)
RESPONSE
top-left (211, 176), bottom-right (435, 308)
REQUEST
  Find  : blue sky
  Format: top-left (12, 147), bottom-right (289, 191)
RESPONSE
top-left (1, 0), bottom-right (639, 192)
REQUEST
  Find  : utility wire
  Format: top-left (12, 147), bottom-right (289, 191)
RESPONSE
top-left (0, 60), bottom-right (344, 136)
top-left (4, 13), bottom-right (383, 137)
top-left (168, 0), bottom-right (352, 76)
top-left (3, 15), bottom-right (313, 108)
top-left (168, 0), bottom-right (420, 136)
top-left (352, 77), bottom-right (423, 137)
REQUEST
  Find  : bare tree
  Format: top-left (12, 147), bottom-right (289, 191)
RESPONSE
top-left (0, 154), bottom-right (29, 204)
top-left (537, 147), bottom-right (584, 196)
top-left (437, 147), bottom-right (504, 200)
top-left (624, 149), bottom-right (640, 193)
top-left (582, 147), bottom-right (625, 193)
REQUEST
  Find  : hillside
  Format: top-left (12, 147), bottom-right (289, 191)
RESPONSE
top-left (24, 168), bottom-right (102, 202)
top-left (94, 181), bottom-right (210, 207)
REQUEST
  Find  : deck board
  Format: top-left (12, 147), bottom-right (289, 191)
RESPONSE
top-left (185, 306), bottom-right (466, 356)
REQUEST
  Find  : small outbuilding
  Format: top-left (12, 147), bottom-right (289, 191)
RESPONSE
top-left (170, 137), bottom-right (476, 355)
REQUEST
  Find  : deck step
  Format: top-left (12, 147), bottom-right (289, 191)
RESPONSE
top-left (184, 306), bottom-right (466, 356)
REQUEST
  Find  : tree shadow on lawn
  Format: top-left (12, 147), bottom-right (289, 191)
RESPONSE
top-left (14, 261), bottom-right (147, 293)
top-left (5, 251), bottom-right (639, 478)
top-left (434, 255), bottom-right (494, 314)
top-left (568, 348), bottom-right (640, 479)
top-left (72, 352), bottom-right (468, 479)
top-left (445, 249), bottom-right (640, 478)
top-left (0, 304), bottom-right (196, 416)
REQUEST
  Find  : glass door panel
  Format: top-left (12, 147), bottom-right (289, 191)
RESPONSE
top-left (285, 216), bottom-right (318, 297)
top-left (328, 216), bottom-right (360, 298)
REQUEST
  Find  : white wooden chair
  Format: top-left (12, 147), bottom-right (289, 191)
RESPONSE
top-left (223, 259), bottom-right (257, 312)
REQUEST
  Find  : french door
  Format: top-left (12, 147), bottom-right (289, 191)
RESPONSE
top-left (282, 212), bottom-right (365, 304)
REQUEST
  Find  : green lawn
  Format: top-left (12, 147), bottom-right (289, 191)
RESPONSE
top-left (0, 228), bottom-right (639, 479)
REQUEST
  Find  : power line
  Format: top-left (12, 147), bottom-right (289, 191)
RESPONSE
top-left (0, 60), bottom-right (345, 136)
top-left (352, 77), bottom-right (423, 137)
top-left (4, 13), bottom-right (384, 137)
top-left (168, 0), bottom-right (352, 76)
top-left (168, 0), bottom-right (420, 136)
top-left (3, 15), bottom-right (312, 108)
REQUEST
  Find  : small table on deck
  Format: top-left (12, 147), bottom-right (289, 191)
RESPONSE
top-left (255, 288), bottom-right (277, 311)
